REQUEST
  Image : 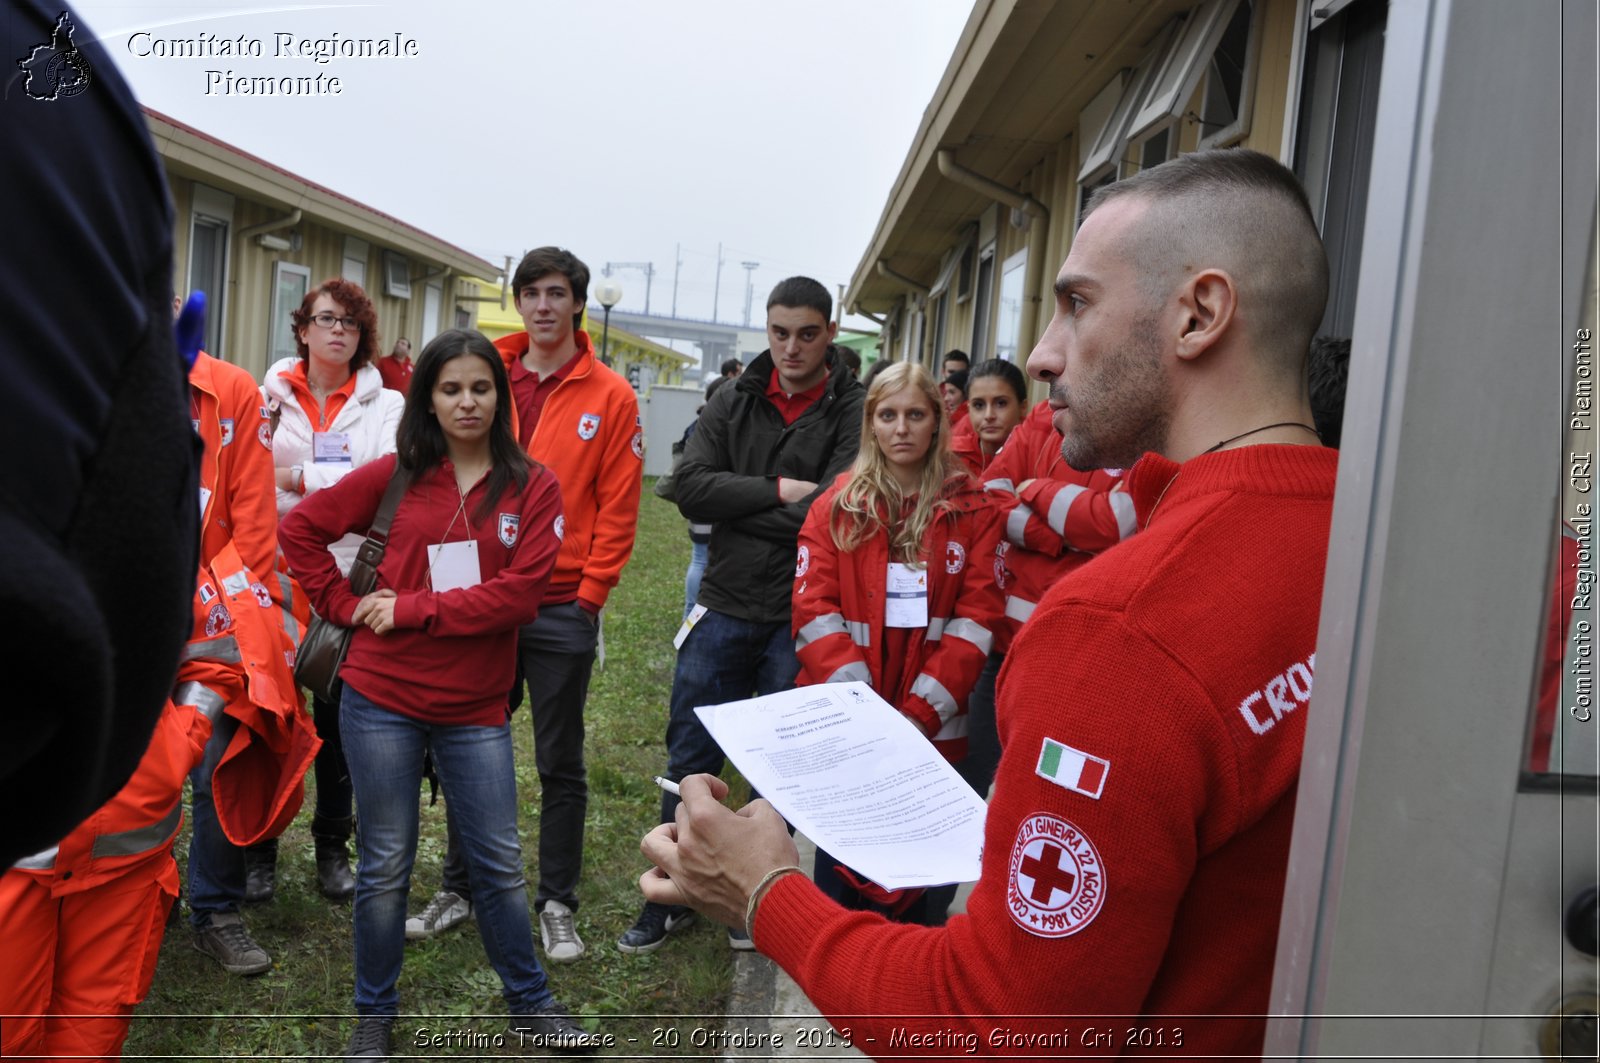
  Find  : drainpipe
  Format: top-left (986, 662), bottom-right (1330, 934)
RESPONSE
top-left (875, 260), bottom-right (930, 298)
top-left (237, 208), bottom-right (302, 241)
top-left (935, 149), bottom-right (1051, 350)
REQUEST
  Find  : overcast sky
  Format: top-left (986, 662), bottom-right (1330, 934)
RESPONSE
top-left (69, 0), bottom-right (974, 331)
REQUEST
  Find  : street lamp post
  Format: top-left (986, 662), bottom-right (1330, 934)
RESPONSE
top-left (594, 279), bottom-right (623, 367)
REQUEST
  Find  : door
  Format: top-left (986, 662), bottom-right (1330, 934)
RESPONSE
top-left (1267, 1), bottom-right (1598, 1058)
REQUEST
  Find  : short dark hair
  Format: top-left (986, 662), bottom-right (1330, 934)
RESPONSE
top-left (968, 358), bottom-right (1027, 404)
top-left (292, 278), bottom-right (380, 370)
top-left (511, 247), bottom-right (591, 332)
top-left (942, 369), bottom-right (969, 397)
top-left (1087, 148), bottom-right (1329, 364)
top-left (942, 349), bottom-right (970, 369)
top-left (720, 358), bottom-right (743, 377)
top-left (1308, 335), bottom-right (1350, 449)
top-left (396, 329), bottom-right (532, 518)
top-left (837, 347), bottom-right (862, 375)
top-left (766, 276), bottom-right (831, 320)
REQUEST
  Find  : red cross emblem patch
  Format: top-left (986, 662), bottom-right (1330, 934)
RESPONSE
top-left (498, 512), bottom-right (520, 548)
top-left (577, 412), bottom-right (601, 440)
top-left (1006, 812), bottom-right (1106, 938)
top-left (945, 540), bottom-right (966, 575)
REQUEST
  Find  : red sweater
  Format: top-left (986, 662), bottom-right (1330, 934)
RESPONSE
top-left (984, 401), bottom-right (1134, 651)
top-left (279, 454), bottom-right (564, 725)
top-left (756, 444), bottom-right (1338, 1058)
top-left (793, 473), bottom-right (1006, 762)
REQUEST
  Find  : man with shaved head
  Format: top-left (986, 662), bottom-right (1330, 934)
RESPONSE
top-left (639, 149), bottom-right (1336, 1058)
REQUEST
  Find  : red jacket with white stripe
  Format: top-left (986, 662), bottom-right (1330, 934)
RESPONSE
top-left (792, 472), bottom-right (1006, 762)
top-left (982, 400), bottom-right (1134, 650)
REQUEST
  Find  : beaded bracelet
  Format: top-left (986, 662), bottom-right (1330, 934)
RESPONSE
top-left (744, 865), bottom-right (804, 940)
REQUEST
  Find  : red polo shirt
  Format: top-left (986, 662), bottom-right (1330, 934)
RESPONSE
top-left (765, 370), bottom-right (828, 426)
top-left (510, 349), bottom-right (581, 449)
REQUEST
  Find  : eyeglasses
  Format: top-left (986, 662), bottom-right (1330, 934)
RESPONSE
top-left (311, 312), bottom-right (362, 331)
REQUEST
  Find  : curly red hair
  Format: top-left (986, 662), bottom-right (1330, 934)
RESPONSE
top-left (291, 278), bottom-right (380, 370)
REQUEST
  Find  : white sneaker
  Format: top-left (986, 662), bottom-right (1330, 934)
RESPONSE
top-left (405, 890), bottom-right (471, 941)
top-left (539, 900), bottom-right (586, 963)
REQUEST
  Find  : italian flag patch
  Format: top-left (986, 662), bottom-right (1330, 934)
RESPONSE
top-left (1036, 738), bottom-right (1109, 799)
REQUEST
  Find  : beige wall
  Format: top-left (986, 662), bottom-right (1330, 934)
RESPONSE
top-left (167, 174), bottom-right (482, 383)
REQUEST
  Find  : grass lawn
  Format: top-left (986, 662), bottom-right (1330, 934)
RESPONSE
top-left (125, 481), bottom-right (754, 1058)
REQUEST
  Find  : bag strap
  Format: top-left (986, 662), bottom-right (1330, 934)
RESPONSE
top-left (347, 464), bottom-right (409, 598)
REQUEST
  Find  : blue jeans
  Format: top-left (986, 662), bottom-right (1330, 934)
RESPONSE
top-left (187, 710), bottom-right (244, 927)
top-left (659, 607), bottom-right (798, 823)
top-left (683, 538), bottom-right (709, 620)
top-left (441, 602), bottom-right (597, 912)
top-left (340, 684), bottom-right (553, 1017)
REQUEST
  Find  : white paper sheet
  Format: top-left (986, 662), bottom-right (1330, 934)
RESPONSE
top-left (694, 681), bottom-right (985, 890)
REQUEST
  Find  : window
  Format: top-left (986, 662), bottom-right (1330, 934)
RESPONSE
top-left (993, 249), bottom-right (1028, 363)
top-left (455, 307), bottom-right (472, 329)
top-left (1197, 0), bottom-right (1261, 148)
top-left (342, 236), bottom-right (369, 287)
top-left (384, 251), bottom-right (411, 299)
top-left (1078, 20), bottom-right (1179, 185)
top-left (970, 244), bottom-right (996, 358)
top-left (421, 283), bottom-right (442, 344)
top-left (185, 184), bottom-right (234, 358)
top-left (1128, 0), bottom-right (1244, 145)
top-left (1293, 0), bottom-right (1386, 338)
top-left (1136, 126), bottom-right (1175, 172)
top-left (270, 262), bottom-right (311, 362)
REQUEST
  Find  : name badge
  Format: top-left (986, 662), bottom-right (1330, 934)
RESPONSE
top-left (312, 431), bottom-right (353, 465)
top-left (674, 603), bottom-right (708, 650)
top-left (198, 485), bottom-right (212, 519)
top-left (426, 540), bottom-right (481, 593)
top-left (884, 562), bottom-right (928, 628)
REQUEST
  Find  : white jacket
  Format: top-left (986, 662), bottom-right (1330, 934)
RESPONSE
top-left (261, 356), bottom-right (403, 574)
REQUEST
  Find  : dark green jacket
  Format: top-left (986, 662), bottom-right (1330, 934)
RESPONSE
top-left (676, 349), bottom-right (864, 623)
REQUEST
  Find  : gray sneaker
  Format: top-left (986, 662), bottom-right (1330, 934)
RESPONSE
top-left (539, 900), bottom-right (586, 963)
top-left (405, 890), bottom-right (471, 940)
top-left (193, 911), bottom-right (271, 975)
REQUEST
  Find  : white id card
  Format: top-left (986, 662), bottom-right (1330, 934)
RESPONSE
top-left (884, 562), bottom-right (929, 628)
top-left (427, 540), bottom-right (481, 592)
top-left (312, 431), bottom-right (353, 464)
top-left (674, 603), bottom-right (708, 650)
top-left (198, 485), bottom-right (212, 519)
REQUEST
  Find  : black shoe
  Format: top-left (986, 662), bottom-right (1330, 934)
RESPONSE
top-left (344, 1015), bottom-right (393, 1060)
top-left (616, 902), bottom-right (695, 954)
top-left (315, 836), bottom-right (356, 900)
top-left (243, 853), bottom-right (276, 905)
top-left (510, 1001), bottom-right (599, 1054)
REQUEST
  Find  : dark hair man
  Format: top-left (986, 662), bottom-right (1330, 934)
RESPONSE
top-left (621, 276), bottom-right (865, 953)
top-left (639, 149), bottom-right (1336, 1058)
top-left (720, 357), bottom-right (744, 379)
top-left (376, 337), bottom-right (413, 394)
top-left (942, 348), bottom-right (970, 378)
top-left (1308, 335), bottom-right (1350, 449)
top-left (409, 247), bottom-right (642, 964)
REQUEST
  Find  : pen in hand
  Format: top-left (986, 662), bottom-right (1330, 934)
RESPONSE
top-left (653, 775), bottom-right (681, 797)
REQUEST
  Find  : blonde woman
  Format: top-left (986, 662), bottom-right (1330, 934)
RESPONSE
top-left (790, 362), bottom-right (1006, 922)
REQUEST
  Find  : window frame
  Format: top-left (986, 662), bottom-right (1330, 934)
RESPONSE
top-left (269, 261), bottom-right (312, 363)
top-left (384, 250), bottom-right (411, 299)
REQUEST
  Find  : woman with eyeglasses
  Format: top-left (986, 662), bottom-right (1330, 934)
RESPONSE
top-left (790, 362), bottom-right (1006, 924)
top-left (254, 279), bottom-right (404, 905)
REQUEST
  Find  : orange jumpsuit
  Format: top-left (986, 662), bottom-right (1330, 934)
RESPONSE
top-left (0, 354), bottom-right (311, 1059)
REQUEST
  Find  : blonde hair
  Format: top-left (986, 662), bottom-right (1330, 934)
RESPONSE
top-left (830, 362), bottom-right (970, 560)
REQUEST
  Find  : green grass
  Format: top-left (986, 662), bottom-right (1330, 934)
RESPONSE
top-left (125, 481), bottom-right (753, 1058)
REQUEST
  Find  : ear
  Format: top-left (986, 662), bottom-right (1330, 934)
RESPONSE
top-left (825, 320), bottom-right (839, 344)
top-left (1174, 268), bottom-right (1237, 363)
